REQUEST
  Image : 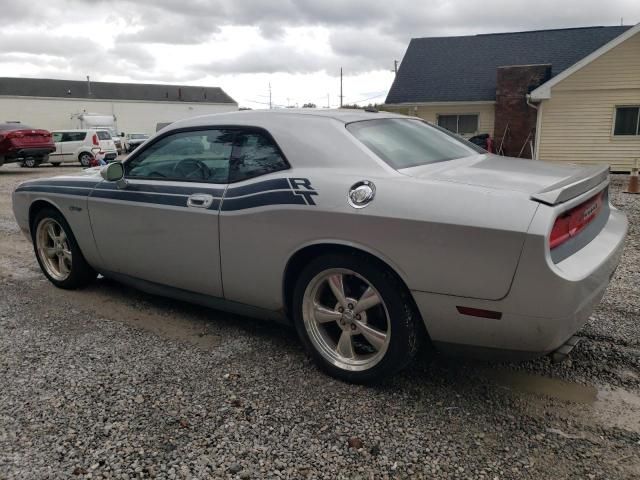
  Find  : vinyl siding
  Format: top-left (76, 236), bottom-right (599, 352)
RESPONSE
top-left (382, 103), bottom-right (495, 137)
top-left (537, 30), bottom-right (640, 171)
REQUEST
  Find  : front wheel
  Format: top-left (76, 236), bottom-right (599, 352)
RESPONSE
top-left (292, 253), bottom-right (423, 383)
top-left (32, 208), bottom-right (97, 289)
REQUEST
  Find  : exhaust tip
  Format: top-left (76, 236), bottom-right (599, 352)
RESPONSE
top-left (550, 336), bottom-right (582, 364)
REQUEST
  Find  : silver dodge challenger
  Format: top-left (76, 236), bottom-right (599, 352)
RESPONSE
top-left (12, 110), bottom-right (628, 382)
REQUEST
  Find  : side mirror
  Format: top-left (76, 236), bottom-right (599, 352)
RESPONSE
top-left (100, 161), bottom-right (127, 189)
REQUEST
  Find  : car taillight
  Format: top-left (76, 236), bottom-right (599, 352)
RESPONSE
top-left (92, 134), bottom-right (99, 146)
top-left (549, 191), bottom-right (604, 250)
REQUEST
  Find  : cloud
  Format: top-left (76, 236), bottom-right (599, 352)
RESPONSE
top-left (0, 0), bottom-right (639, 107)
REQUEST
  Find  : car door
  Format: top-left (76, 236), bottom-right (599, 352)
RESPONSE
top-left (87, 128), bottom-right (235, 297)
top-left (61, 131), bottom-right (86, 162)
top-left (218, 129), bottom-right (300, 308)
top-left (50, 132), bottom-right (65, 162)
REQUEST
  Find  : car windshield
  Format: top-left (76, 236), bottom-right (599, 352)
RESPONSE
top-left (0, 123), bottom-right (32, 130)
top-left (131, 134), bottom-right (148, 139)
top-left (346, 118), bottom-right (484, 169)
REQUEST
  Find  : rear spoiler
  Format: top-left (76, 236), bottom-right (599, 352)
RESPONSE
top-left (531, 164), bottom-right (610, 206)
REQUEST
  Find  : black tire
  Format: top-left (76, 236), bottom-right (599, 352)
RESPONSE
top-left (23, 157), bottom-right (39, 168)
top-left (292, 252), bottom-right (423, 383)
top-left (51, 162), bottom-right (62, 167)
top-left (79, 152), bottom-right (92, 167)
top-left (32, 208), bottom-right (97, 289)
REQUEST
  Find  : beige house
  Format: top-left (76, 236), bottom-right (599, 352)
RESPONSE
top-left (385, 24), bottom-right (640, 170)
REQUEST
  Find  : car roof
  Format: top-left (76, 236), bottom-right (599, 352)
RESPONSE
top-left (169, 108), bottom-right (410, 130)
top-left (0, 123), bottom-right (33, 130)
top-left (51, 129), bottom-right (91, 132)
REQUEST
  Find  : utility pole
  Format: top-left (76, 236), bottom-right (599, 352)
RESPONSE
top-left (269, 82), bottom-right (272, 109)
top-left (394, 60), bottom-right (398, 75)
top-left (327, 93), bottom-right (330, 108)
top-left (339, 68), bottom-right (343, 107)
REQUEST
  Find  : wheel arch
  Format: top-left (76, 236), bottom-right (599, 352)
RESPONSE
top-left (28, 199), bottom-right (63, 235)
top-left (282, 241), bottom-right (419, 322)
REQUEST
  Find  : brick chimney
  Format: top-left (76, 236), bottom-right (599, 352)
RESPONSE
top-left (494, 64), bottom-right (551, 158)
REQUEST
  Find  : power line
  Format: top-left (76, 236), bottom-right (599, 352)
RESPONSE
top-left (343, 92), bottom-right (387, 105)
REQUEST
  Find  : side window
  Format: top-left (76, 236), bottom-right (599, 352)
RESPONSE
top-left (229, 131), bottom-right (289, 183)
top-left (52, 132), bottom-right (63, 143)
top-left (124, 129), bottom-right (234, 183)
top-left (60, 132), bottom-right (85, 142)
top-left (69, 132), bottom-right (87, 142)
top-left (614, 106), bottom-right (640, 136)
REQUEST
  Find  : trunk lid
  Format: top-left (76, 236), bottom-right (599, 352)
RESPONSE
top-left (399, 154), bottom-right (609, 205)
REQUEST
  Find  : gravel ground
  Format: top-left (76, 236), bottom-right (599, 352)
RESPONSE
top-left (0, 165), bottom-right (639, 479)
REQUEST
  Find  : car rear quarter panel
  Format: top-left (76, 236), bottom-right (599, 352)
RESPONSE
top-left (219, 167), bottom-right (538, 312)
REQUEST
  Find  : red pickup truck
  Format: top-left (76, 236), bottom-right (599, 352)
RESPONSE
top-left (0, 123), bottom-right (56, 168)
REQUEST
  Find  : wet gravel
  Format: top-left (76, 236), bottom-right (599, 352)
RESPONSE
top-left (1, 166), bottom-right (639, 479)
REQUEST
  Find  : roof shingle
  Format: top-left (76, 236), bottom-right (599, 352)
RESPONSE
top-left (0, 77), bottom-right (236, 104)
top-left (385, 26), bottom-right (631, 104)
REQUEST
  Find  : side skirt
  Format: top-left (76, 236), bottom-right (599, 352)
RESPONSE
top-left (99, 270), bottom-right (290, 325)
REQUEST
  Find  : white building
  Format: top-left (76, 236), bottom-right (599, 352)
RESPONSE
top-left (0, 77), bottom-right (238, 135)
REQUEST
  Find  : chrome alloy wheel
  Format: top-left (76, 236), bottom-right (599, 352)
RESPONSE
top-left (302, 268), bottom-right (391, 371)
top-left (36, 218), bottom-right (72, 281)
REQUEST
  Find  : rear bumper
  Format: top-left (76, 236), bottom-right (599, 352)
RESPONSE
top-left (7, 147), bottom-right (56, 159)
top-left (412, 206), bottom-right (627, 358)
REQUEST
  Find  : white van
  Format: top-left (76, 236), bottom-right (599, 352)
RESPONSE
top-left (50, 129), bottom-right (118, 167)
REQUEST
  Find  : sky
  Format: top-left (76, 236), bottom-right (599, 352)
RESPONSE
top-left (0, 0), bottom-right (638, 109)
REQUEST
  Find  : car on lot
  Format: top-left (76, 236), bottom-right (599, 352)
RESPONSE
top-left (12, 110), bottom-right (627, 382)
top-left (50, 129), bottom-right (118, 167)
top-left (0, 123), bottom-right (56, 168)
top-left (124, 133), bottom-right (149, 153)
top-left (105, 131), bottom-right (124, 155)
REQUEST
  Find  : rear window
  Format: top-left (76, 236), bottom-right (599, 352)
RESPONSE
top-left (346, 118), bottom-right (483, 169)
top-left (96, 130), bottom-right (112, 140)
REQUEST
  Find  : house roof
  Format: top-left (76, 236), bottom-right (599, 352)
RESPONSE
top-left (385, 26), bottom-right (631, 104)
top-left (0, 77), bottom-right (237, 104)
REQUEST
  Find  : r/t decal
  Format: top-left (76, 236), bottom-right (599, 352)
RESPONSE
top-left (289, 177), bottom-right (318, 205)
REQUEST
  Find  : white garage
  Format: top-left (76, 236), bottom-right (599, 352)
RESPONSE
top-left (0, 77), bottom-right (238, 136)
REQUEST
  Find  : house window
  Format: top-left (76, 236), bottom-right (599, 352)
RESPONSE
top-left (437, 114), bottom-right (479, 135)
top-left (614, 106), bottom-right (640, 136)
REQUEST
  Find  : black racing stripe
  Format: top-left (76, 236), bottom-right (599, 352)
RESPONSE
top-left (20, 179), bottom-right (101, 188)
top-left (225, 178), bottom-right (291, 198)
top-left (221, 191), bottom-right (306, 211)
top-left (91, 189), bottom-right (221, 210)
top-left (91, 189), bottom-right (190, 207)
top-left (97, 182), bottom-right (225, 197)
top-left (14, 185), bottom-right (92, 196)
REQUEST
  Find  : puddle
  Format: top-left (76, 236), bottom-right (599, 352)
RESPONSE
top-left (483, 369), bottom-right (597, 403)
top-left (484, 369), bottom-right (640, 433)
top-left (31, 279), bottom-right (226, 351)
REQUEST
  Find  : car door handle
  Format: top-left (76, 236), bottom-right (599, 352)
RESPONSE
top-left (187, 193), bottom-right (214, 209)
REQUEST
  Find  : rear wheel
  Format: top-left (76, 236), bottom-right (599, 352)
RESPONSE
top-left (23, 157), bottom-right (40, 168)
top-left (293, 253), bottom-right (422, 383)
top-left (79, 152), bottom-right (92, 167)
top-left (32, 208), bottom-right (96, 289)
